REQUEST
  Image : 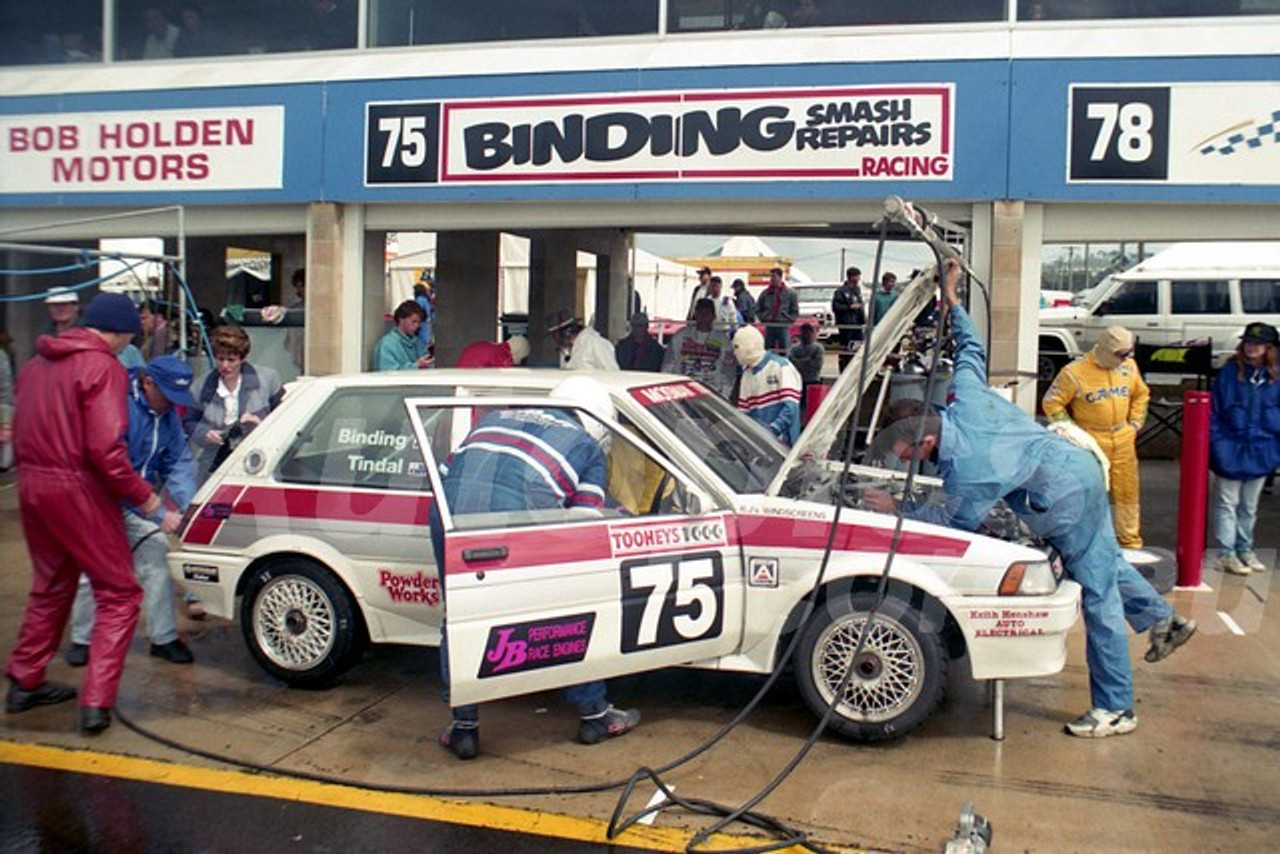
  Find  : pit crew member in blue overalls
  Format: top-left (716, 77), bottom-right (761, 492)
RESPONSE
top-left (864, 260), bottom-right (1195, 739)
top-left (429, 376), bottom-right (640, 760)
top-left (65, 355), bottom-right (200, 668)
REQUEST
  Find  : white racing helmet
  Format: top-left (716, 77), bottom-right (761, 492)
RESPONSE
top-left (552, 375), bottom-right (615, 446)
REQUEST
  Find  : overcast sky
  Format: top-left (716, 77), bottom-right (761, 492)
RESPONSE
top-left (635, 233), bottom-right (941, 283)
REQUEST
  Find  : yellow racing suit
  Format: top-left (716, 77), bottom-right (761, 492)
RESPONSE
top-left (1042, 353), bottom-right (1150, 548)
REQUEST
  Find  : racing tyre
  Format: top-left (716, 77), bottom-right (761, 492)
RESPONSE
top-left (241, 558), bottom-right (366, 688)
top-left (794, 591), bottom-right (947, 742)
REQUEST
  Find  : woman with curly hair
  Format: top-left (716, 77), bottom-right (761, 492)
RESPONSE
top-left (1209, 322), bottom-right (1280, 575)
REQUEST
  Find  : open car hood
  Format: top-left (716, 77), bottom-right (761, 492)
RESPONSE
top-left (767, 264), bottom-right (940, 498)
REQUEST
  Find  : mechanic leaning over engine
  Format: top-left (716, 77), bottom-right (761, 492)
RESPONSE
top-left (429, 375), bottom-right (640, 760)
top-left (1041, 326), bottom-right (1150, 549)
top-left (864, 260), bottom-right (1195, 739)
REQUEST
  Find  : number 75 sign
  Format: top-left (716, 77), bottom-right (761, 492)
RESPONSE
top-left (1068, 86), bottom-right (1171, 181)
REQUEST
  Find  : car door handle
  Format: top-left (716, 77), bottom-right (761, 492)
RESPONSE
top-left (462, 547), bottom-right (508, 562)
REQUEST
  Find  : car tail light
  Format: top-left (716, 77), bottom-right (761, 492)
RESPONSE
top-left (998, 560), bottom-right (1056, 595)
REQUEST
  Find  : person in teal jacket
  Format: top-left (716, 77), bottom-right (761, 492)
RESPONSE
top-left (373, 300), bottom-right (433, 371)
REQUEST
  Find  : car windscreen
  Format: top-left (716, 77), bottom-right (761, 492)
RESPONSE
top-left (628, 380), bottom-right (784, 494)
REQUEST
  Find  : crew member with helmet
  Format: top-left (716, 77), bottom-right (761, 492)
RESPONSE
top-left (1042, 326), bottom-right (1150, 549)
top-left (431, 376), bottom-right (640, 759)
top-left (455, 335), bottom-right (530, 368)
top-left (732, 324), bottom-right (803, 446)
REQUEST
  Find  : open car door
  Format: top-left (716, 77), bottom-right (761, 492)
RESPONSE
top-left (406, 395), bottom-right (745, 708)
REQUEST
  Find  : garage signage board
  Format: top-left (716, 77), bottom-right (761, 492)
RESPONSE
top-left (0, 106), bottom-right (285, 194)
top-left (1068, 82), bottom-right (1279, 185)
top-left (365, 85), bottom-right (954, 186)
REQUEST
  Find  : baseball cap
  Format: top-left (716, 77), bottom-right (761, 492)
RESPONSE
top-left (145, 355), bottom-right (197, 408)
top-left (1241, 322), bottom-right (1279, 346)
top-left (45, 286), bottom-right (79, 304)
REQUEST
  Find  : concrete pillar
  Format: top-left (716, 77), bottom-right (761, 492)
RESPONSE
top-left (528, 232), bottom-right (580, 365)
top-left (305, 202), bottom-right (370, 375)
top-left (984, 200), bottom-right (1043, 414)
top-left (594, 230), bottom-right (632, 342)
top-left (434, 231), bottom-right (501, 367)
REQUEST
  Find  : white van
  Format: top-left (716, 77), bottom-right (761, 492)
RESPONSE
top-left (1038, 242), bottom-right (1280, 379)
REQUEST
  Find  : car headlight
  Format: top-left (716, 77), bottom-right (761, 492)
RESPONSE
top-left (997, 559), bottom-right (1057, 595)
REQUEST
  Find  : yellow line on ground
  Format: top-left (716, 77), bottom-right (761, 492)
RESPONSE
top-left (0, 739), bottom-right (841, 853)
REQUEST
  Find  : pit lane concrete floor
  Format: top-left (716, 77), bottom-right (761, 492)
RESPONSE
top-left (1, 460), bottom-right (1278, 854)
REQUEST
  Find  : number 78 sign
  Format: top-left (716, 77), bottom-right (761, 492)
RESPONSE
top-left (1068, 82), bottom-right (1280, 185)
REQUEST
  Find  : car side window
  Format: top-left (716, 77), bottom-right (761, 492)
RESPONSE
top-left (278, 387), bottom-right (450, 492)
top-left (1241, 279), bottom-right (1280, 314)
top-left (1170, 279), bottom-right (1230, 315)
top-left (1100, 280), bottom-right (1158, 315)
top-left (444, 409), bottom-right (695, 532)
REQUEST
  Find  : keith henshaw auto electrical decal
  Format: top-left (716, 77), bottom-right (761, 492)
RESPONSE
top-left (968, 608), bottom-right (1049, 638)
top-left (478, 612), bottom-right (596, 678)
top-left (365, 85), bottom-right (953, 186)
top-left (608, 517), bottom-right (728, 558)
top-left (0, 106), bottom-right (284, 194)
top-left (1068, 81), bottom-right (1279, 185)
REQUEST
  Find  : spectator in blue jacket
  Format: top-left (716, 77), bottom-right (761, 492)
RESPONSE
top-left (1210, 322), bottom-right (1280, 575)
top-left (66, 355), bottom-right (200, 667)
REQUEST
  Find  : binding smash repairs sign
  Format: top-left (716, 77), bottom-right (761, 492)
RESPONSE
top-left (0, 106), bottom-right (285, 194)
top-left (366, 85), bottom-right (954, 186)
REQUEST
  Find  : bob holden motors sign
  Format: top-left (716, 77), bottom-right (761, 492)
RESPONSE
top-left (365, 85), bottom-right (954, 186)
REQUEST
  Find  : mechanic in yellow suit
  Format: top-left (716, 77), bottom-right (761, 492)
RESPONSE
top-left (1042, 326), bottom-right (1150, 548)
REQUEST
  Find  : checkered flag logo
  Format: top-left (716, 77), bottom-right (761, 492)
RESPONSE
top-left (1198, 109), bottom-right (1280, 157)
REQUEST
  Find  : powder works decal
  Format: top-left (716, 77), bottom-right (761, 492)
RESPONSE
top-left (365, 85), bottom-right (954, 186)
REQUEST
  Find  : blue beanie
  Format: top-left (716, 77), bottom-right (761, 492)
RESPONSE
top-left (83, 293), bottom-right (141, 335)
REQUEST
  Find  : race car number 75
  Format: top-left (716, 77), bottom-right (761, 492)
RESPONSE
top-left (620, 554), bottom-right (724, 653)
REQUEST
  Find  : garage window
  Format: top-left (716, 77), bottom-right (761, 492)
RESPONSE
top-left (1170, 279), bottom-right (1230, 315)
top-left (1241, 279), bottom-right (1280, 314)
top-left (278, 387), bottom-right (450, 491)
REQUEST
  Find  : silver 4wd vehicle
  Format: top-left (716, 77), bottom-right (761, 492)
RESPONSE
top-left (791, 283), bottom-right (840, 341)
top-left (1038, 241), bottom-right (1280, 380)
top-left (170, 270), bottom-right (1079, 742)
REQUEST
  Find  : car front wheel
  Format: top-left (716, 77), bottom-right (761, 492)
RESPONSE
top-left (241, 558), bottom-right (365, 688)
top-left (794, 591), bottom-right (947, 742)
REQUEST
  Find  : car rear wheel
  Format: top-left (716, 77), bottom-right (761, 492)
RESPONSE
top-left (241, 558), bottom-right (365, 688)
top-left (794, 591), bottom-right (947, 742)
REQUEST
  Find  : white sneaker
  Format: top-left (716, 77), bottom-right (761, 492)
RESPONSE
top-left (1065, 708), bottom-right (1138, 738)
top-left (1216, 554), bottom-right (1250, 576)
top-left (1238, 552), bottom-right (1267, 572)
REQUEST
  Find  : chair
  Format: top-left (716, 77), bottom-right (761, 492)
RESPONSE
top-left (1135, 339), bottom-right (1214, 449)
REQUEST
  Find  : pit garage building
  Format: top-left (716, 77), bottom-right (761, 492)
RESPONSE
top-left (1, 1), bottom-right (1276, 410)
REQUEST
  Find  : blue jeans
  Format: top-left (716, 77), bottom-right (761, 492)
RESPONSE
top-left (1212, 475), bottom-right (1266, 557)
top-left (429, 505), bottom-right (608, 726)
top-left (71, 511), bottom-right (178, 646)
top-left (1117, 560), bottom-right (1173, 634)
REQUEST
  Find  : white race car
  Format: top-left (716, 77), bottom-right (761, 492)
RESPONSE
top-left (170, 270), bottom-right (1079, 742)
